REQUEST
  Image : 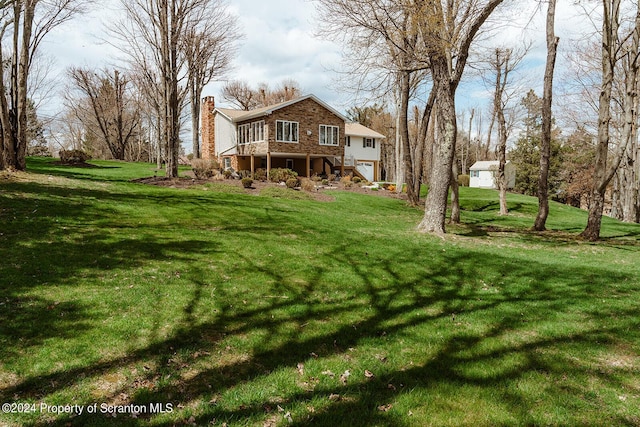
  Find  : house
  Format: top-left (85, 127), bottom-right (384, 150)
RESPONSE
top-left (200, 94), bottom-right (384, 181)
top-left (344, 122), bottom-right (385, 182)
top-left (469, 160), bottom-right (516, 189)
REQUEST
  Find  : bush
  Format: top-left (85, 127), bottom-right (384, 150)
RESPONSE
top-left (241, 177), bottom-right (253, 188)
top-left (269, 168), bottom-right (298, 183)
top-left (321, 179), bottom-right (329, 186)
top-left (300, 178), bottom-right (316, 192)
top-left (286, 178), bottom-right (299, 189)
top-left (191, 158), bottom-right (220, 179)
top-left (352, 176), bottom-right (362, 184)
top-left (223, 169), bottom-right (233, 179)
top-left (458, 174), bottom-right (470, 187)
top-left (341, 175), bottom-right (353, 188)
top-left (254, 168), bottom-right (267, 182)
top-left (59, 149), bottom-right (90, 164)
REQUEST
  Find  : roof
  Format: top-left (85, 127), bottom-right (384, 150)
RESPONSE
top-left (214, 94), bottom-right (348, 123)
top-left (345, 122), bottom-right (386, 139)
top-left (470, 160), bottom-right (511, 170)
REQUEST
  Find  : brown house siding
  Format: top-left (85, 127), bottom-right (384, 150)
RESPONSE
top-left (265, 98), bottom-right (344, 157)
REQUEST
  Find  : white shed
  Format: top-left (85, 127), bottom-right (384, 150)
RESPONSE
top-left (469, 161), bottom-right (516, 189)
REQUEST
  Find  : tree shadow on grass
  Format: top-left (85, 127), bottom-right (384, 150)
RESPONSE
top-left (2, 242), bottom-right (637, 426)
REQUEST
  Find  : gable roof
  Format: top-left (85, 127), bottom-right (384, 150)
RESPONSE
top-left (345, 122), bottom-right (385, 139)
top-left (214, 94), bottom-right (348, 123)
top-left (470, 160), bottom-right (511, 170)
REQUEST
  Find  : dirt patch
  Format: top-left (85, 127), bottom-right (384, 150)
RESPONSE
top-left (132, 175), bottom-right (408, 202)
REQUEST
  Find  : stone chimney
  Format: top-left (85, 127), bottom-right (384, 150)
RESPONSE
top-left (200, 96), bottom-right (216, 159)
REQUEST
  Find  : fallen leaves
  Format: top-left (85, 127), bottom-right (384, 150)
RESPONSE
top-left (339, 369), bottom-right (351, 385)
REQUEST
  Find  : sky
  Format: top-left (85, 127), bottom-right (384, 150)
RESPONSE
top-left (38, 0), bottom-right (598, 148)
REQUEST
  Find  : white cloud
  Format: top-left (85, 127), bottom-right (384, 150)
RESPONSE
top-left (206, 0), bottom-right (343, 109)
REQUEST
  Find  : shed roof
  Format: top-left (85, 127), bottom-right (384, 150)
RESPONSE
top-left (470, 160), bottom-right (511, 170)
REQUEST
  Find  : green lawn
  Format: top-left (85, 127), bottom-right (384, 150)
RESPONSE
top-left (1, 158), bottom-right (639, 426)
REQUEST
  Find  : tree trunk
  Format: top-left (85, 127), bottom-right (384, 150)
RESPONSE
top-left (418, 60), bottom-right (456, 234)
top-left (582, 0), bottom-right (639, 238)
top-left (450, 153), bottom-right (460, 223)
top-left (399, 70), bottom-right (419, 205)
top-left (533, 0), bottom-right (558, 230)
top-left (191, 84), bottom-right (201, 158)
top-left (394, 96), bottom-right (404, 194)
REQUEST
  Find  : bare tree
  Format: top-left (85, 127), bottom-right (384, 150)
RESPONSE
top-left (417, 0), bottom-right (506, 234)
top-left (482, 45), bottom-right (528, 216)
top-left (533, 0), bottom-right (559, 231)
top-left (315, 0), bottom-right (430, 206)
top-left (111, 0), bottom-right (231, 177)
top-left (67, 67), bottom-right (140, 160)
top-left (221, 80), bottom-right (257, 110)
top-left (581, 0), bottom-right (640, 240)
top-left (0, 0), bottom-right (87, 171)
top-left (182, 0), bottom-right (239, 158)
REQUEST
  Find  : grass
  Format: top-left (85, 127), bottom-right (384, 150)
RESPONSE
top-left (0, 157), bottom-right (639, 426)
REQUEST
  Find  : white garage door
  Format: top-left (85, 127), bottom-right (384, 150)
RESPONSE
top-left (356, 162), bottom-right (374, 182)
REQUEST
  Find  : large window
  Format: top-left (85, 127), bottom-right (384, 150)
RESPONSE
top-left (238, 120), bottom-right (265, 144)
top-left (276, 120), bottom-right (299, 143)
top-left (320, 125), bottom-right (340, 146)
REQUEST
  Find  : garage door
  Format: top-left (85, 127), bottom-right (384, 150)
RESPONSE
top-left (356, 162), bottom-right (374, 182)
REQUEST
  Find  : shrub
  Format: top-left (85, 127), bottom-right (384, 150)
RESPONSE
top-left (300, 178), bottom-right (316, 192)
top-left (352, 176), bottom-right (362, 184)
top-left (311, 174), bottom-right (322, 182)
top-left (321, 179), bottom-right (329, 186)
top-left (191, 158), bottom-right (220, 179)
top-left (388, 184), bottom-right (396, 192)
top-left (223, 169), bottom-right (233, 179)
top-left (328, 174), bottom-right (337, 182)
top-left (241, 177), bottom-right (253, 188)
top-left (286, 178), bottom-right (299, 189)
top-left (59, 149), bottom-right (90, 164)
top-left (254, 168), bottom-right (267, 181)
top-left (269, 168), bottom-right (298, 183)
top-left (458, 174), bottom-right (470, 187)
top-left (340, 175), bottom-right (353, 188)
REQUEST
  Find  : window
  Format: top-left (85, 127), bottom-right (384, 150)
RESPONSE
top-left (223, 157), bottom-right (231, 169)
top-left (238, 120), bottom-right (265, 144)
top-left (238, 123), bottom-right (250, 144)
top-left (276, 120), bottom-right (299, 143)
top-left (319, 125), bottom-right (339, 146)
top-left (470, 170), bottom-right (479, 178)
top-left (253, 121), bottom-right (265, 142)
top-left (345, 136), bottom-right (351, 147)
top-left (364, 138), bottom-right (376, 148)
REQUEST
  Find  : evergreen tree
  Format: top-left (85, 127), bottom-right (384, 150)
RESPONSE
top-left (26, 100), bottom-right (50, 157)
top-left (510, 90), bottom-right (562, 197)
